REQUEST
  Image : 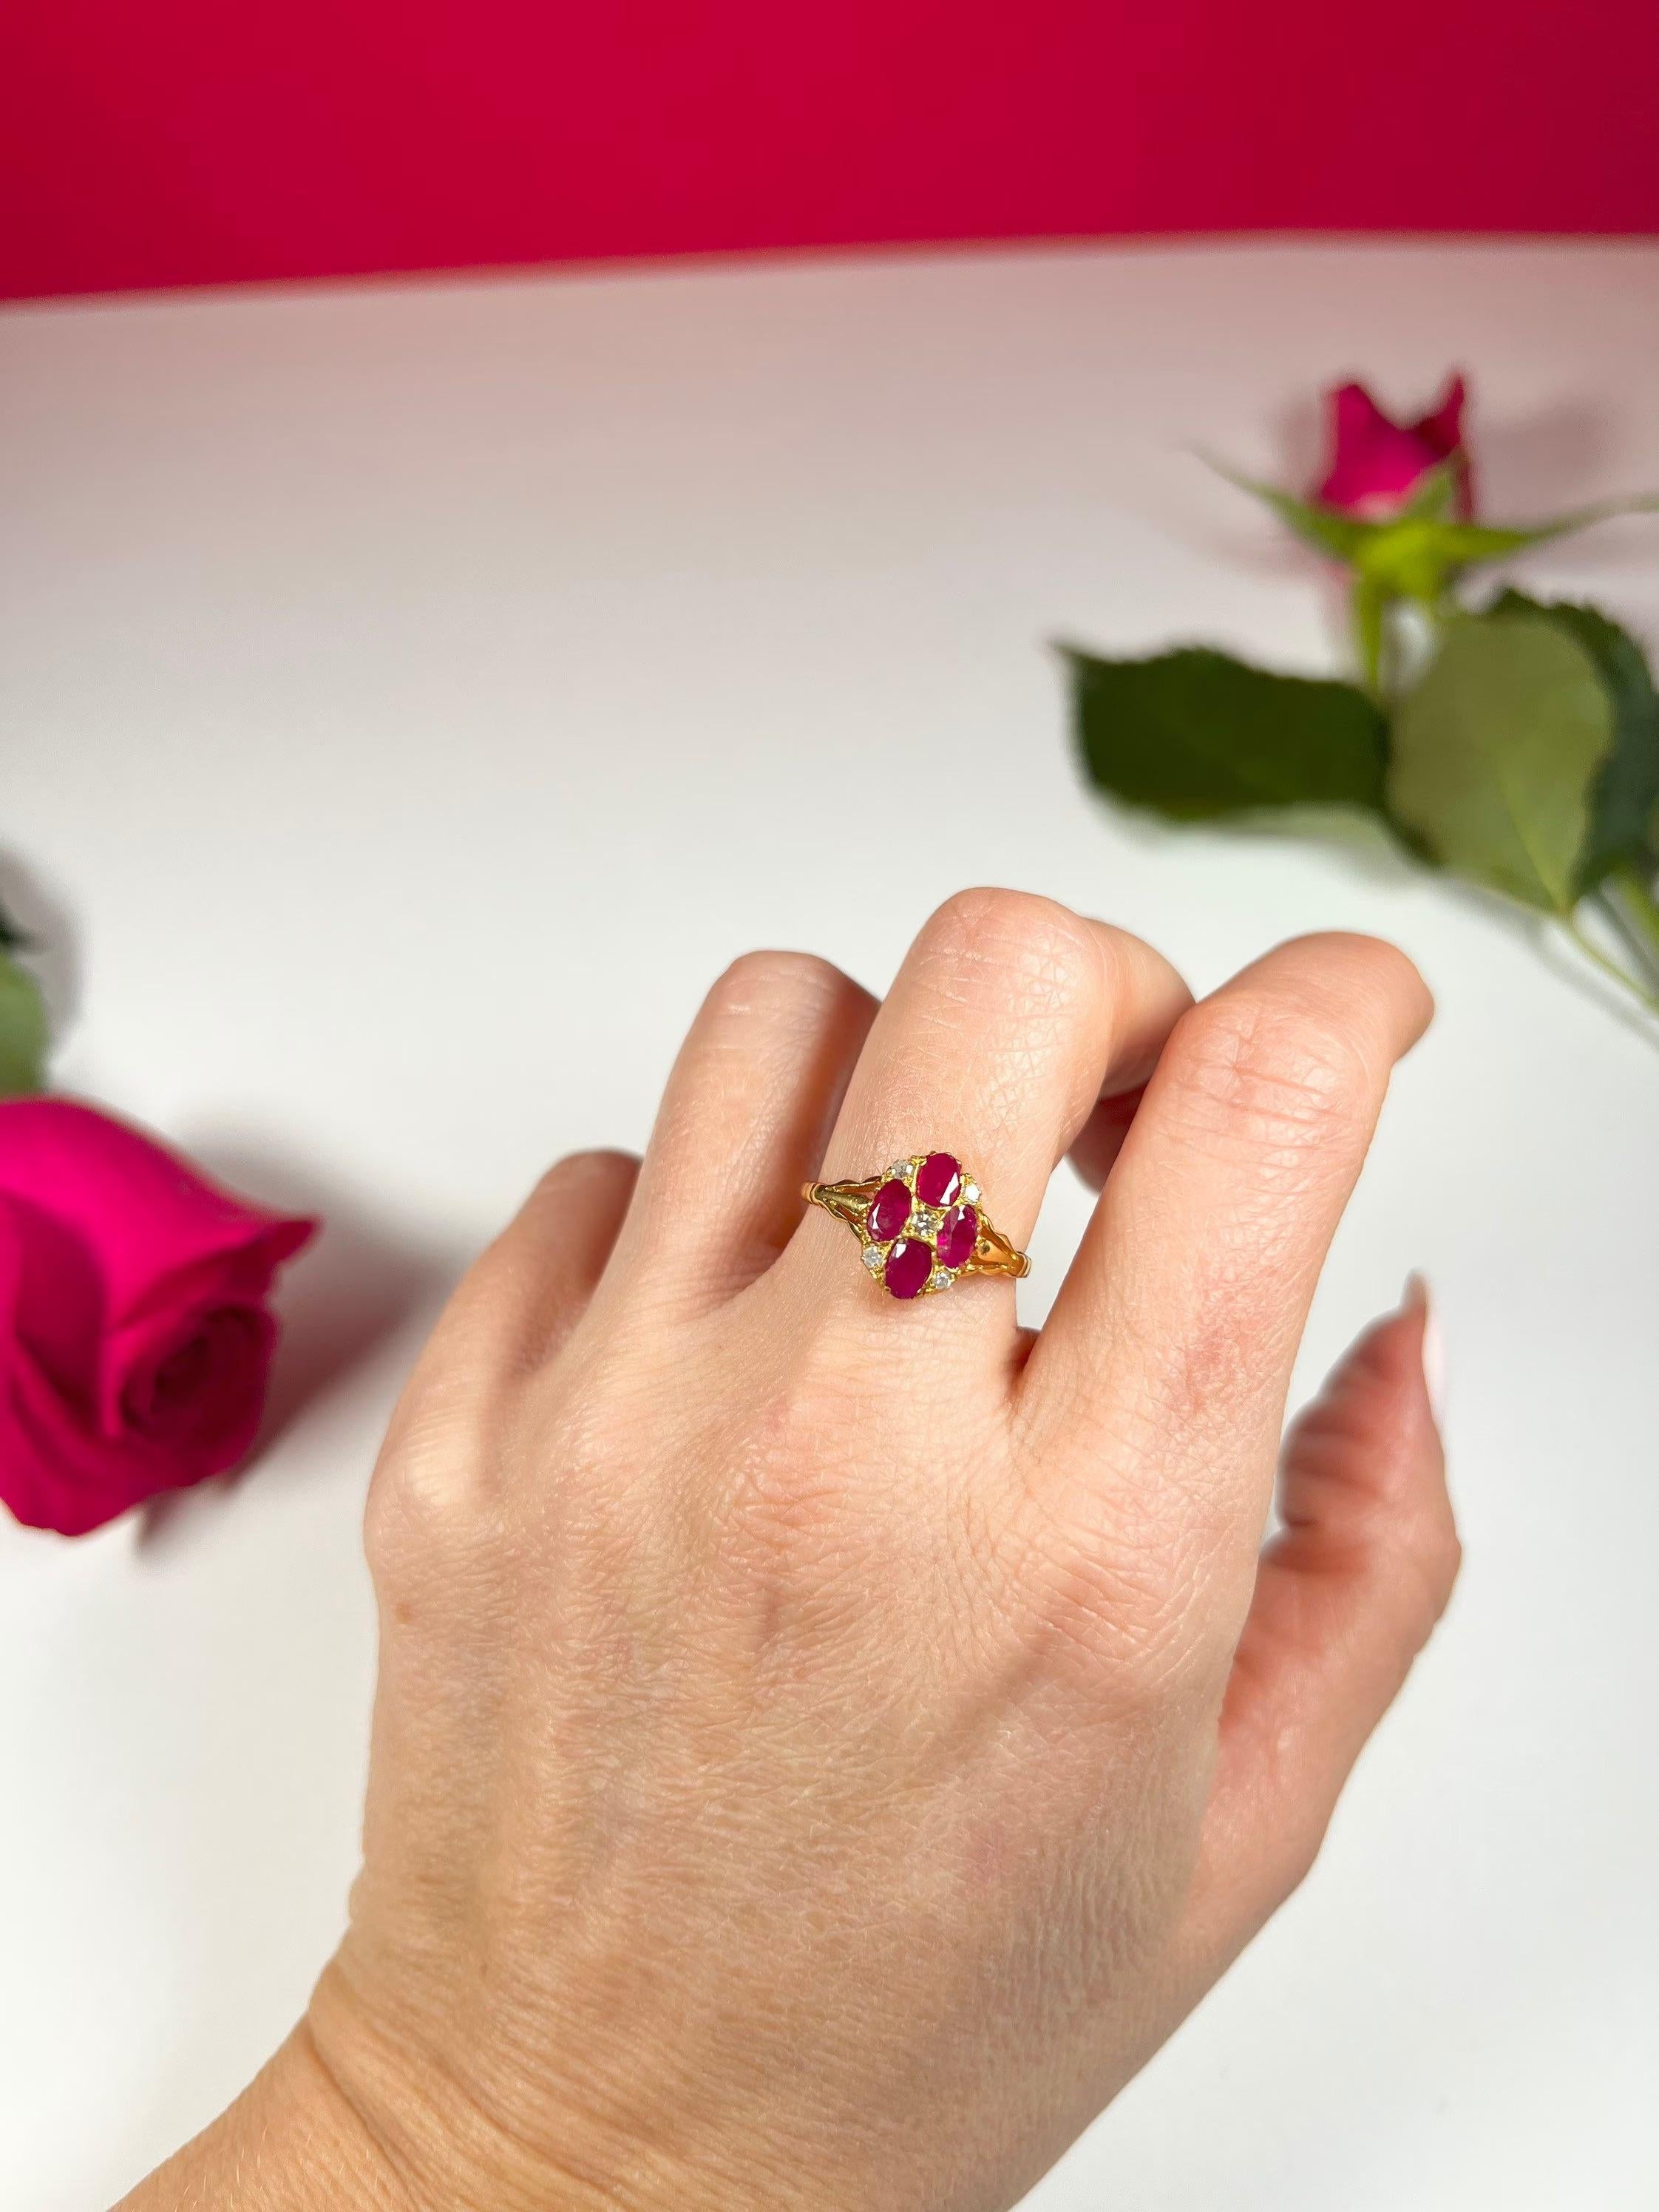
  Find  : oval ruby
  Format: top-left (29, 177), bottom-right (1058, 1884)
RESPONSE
top-left (916, 1152), bottom-right (963, 1207)
top-left (883, 1237), bottom-right (932, 1300)
top-left (935, 1204), bottom-right (978, 1271)
top-left (868, 1178), bottom-right (912, 1243)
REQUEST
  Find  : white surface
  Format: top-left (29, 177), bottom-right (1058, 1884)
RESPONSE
top-left (2, 240), bottom-right (1657, 2209)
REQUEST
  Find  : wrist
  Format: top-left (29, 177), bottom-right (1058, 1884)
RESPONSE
top-left (301, 1950), bottom-right (832, 2212)
top-left (305, 1956), bottom-right (643, 2212)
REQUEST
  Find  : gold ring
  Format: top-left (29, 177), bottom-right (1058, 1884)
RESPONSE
top-left (801, 1150), bottom-right (1030, 1300)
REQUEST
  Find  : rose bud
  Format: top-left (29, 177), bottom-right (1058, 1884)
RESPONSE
top-left (1317, 373), bottom-right (1473, 519)
top-left (0, 1099), bottom-right (315, 1536)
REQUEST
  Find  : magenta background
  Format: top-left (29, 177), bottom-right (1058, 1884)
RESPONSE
top-left (4, 1), bottom-right (1658, 302)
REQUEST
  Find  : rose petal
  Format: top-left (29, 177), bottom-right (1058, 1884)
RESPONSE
top-left (0, 1102), bottom-right (316, 1537)
top-left (106, 1298), bottom-right (276, 1458)
top-left (0, 1099), bottom-right (313, 1397)
top-left (0, 1195), bottom-right (179, 1533)
top-left (1410, 372), bottom-right (1473, 517)
top-left (1315, 374), bottom-right (1473, 520)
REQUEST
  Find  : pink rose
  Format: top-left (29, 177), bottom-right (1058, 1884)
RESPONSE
top-left (1317, 373), bottom-right (1473, 519)
top-left (0, 1099), bottom-right (315, 1536)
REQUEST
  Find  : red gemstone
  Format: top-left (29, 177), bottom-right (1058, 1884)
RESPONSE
top-left (868, 1178), bottom-right (912, 1243)
top-left (916, 1151), bottom-right (963, 1207)
top-left (883, 1237), bottom-right (932, 1300)
top-left (936, 1204), bottom-right (978, 1271)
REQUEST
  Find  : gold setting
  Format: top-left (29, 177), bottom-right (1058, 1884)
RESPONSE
top-left (801, 1153), bottom-right (1031, 1296)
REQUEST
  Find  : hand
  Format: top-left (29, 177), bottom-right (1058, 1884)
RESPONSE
top-left (123, 891), bottom-right (1456, 2212)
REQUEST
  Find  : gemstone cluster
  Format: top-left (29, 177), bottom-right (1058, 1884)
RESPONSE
top-left (862, 1151), bottom-right (983, 1299)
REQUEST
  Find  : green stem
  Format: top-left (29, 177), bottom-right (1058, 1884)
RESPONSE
top-left (1567, 913), bottom-right (1659, 1018)
top-left (1598, 860), bottom-right (1659, 989)
top-left (1349, 575), bottom-right (1386, 699)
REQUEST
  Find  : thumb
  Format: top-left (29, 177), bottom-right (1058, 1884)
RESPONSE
top-left (1175, 1276), bottom-right (1460, 1973)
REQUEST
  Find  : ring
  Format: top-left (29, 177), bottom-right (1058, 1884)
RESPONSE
top-left (801, 1150), bottom-right (1031, 1300)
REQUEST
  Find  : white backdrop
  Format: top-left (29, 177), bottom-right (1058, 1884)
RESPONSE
top-left (2, 240), bottom-right (1655, 2210)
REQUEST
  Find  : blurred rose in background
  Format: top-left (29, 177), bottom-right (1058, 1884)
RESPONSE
top-left (1318, 374), bottom-right (1473, 518)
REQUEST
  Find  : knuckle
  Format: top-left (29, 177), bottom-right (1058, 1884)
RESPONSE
top-left (363, 1413), bottom-right (499, 1600)
top-left (528, 1147), bottom-right (638, 1207)
top-left (1166, 984), bottom-right (1380, 1160)
top-left (917, 887), bottom-right (1104, 1025)
top-left (362, 1463), bottom-right (415, 1591)
top-left (1434, 1521), bottom-right (1465, 1607)
top-left (1275, 1814), bottom-right (1331, 1904)
top-left (1405, 1504), bottom-right (1462, 1633)
top-left (1290, 929), bottom-right (1431, 1023)
top-left (707, 946), bottom-right (851, 1017)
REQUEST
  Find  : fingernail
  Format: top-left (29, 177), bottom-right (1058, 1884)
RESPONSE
top-left (1405, 1271), bottom-right (1446, 1431)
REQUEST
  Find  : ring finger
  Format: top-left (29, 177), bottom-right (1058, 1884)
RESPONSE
top-left (780, 887), bottom-right (1191, 1328)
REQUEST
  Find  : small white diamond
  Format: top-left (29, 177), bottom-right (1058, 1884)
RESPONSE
top-left (927, 1268), bottom-right (952, 1292)
top-left (886, 1158), bottom-right (914, 1184)
top-left (862, 1244), bottom-right (886, 1274)
top-left (910, 1204), bottom-right (942, 1238)
top-left (963, 1181), bottom-right (981, 1205)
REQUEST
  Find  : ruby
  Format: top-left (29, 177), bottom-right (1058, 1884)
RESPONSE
top-left (883, 1237), bottom-right (932, 1300)
top-left (935, 1204), bottom-right (978, 1271)
top-left (915, 1151), bottom-right (963, 1207)
top-left (868, 1178), bottom-right (912, 1243)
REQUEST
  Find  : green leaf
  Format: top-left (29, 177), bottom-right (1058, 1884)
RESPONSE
top-left (1209, 466), bottom-right (1372, 561)
top-left (1218, 453), bottom-right (1657, 601)
top-left (1065, 645), bottom-right (1388, 821)
top-left (1434, 492), bottom-right (1659, 566)
top-left (1388, 611), bottom-right (1615, 912)
top-left (0, 946), bottom-right (47, 1099)
top-left (1349, 499), bottom-right (1659, 604)
top-left (1488, 591), bottom-right (1659, 891)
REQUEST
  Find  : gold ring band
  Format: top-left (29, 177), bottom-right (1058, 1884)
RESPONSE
top-left (802, 1150), bottom-right (1030, 1300)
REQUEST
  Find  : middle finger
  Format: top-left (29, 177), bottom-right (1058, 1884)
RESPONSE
top-left (779, 888), bottom-right (1190, 1328)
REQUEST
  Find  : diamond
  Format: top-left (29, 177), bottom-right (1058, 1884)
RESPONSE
top-left (862, 1244), bottom-right (886, 1275)
top-left (886, 1158), bottom-right (915, 1184)
top-left (927, 1268), bottom-right (952, 1292)
top-left (909, 1203), bottom-right (942, 1239)
top-left (962, 1181), bottom-right (981, 1205)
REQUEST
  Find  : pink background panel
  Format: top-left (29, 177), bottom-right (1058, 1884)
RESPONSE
top-left (3, 1), bottom-right (1658, 302)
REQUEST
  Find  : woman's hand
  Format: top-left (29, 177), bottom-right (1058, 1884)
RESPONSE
top-left (123, 891), bottom-right (1456, 2212)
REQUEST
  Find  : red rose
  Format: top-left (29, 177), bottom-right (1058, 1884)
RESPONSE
top-left (1317, 373), bottom-right (1473, 519)
top-left (0, 1099), bottom-right (315, 1536)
